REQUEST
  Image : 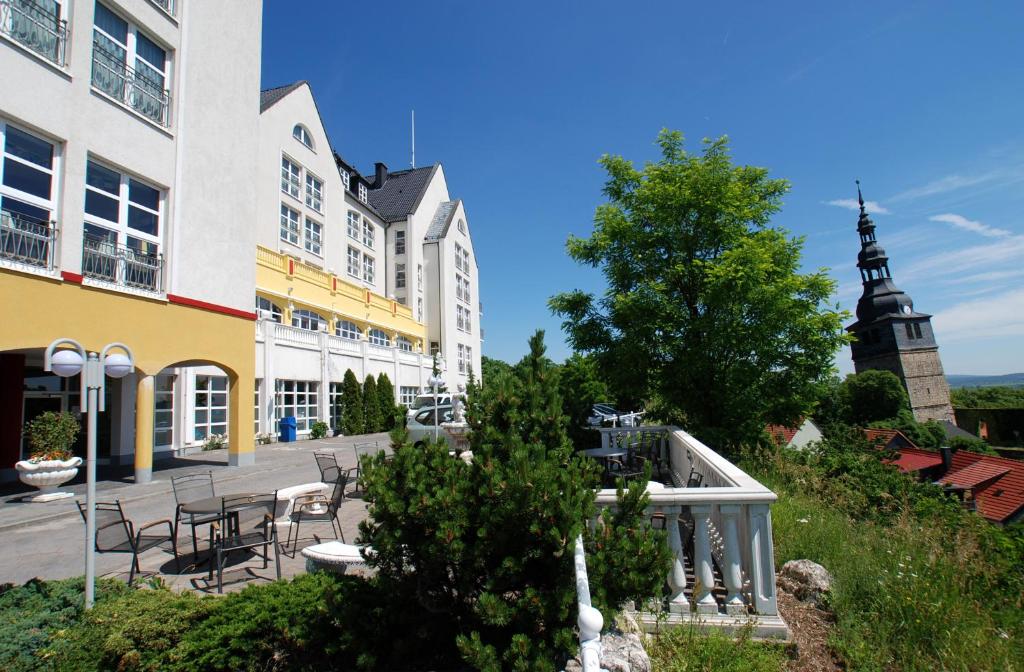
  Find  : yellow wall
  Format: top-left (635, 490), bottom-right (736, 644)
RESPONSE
top-left (0, 270), bottom-right (255, 459)
top-left (256, 246), bottom-right (428, 347)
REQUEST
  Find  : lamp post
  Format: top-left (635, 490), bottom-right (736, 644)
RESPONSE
top-left (44, 338), bottom-right (134, 610)
top-left (427, 355), bottom-right (446, 443)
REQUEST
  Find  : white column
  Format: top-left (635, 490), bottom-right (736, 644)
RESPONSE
top-left (262, 319), bottom-right (276, 435)
top-left (719, 504), bottom-right (745, 615)
top-left (359, 338), bottom-right (368, 379)
top-left (665, 505), bottom-right (689, 614)
top-left (318, 331), bottom-right (330, 426)
top-left (691, 504), bottom-right (718, 615)
top-left (747, 503), bottom-right (780, 615)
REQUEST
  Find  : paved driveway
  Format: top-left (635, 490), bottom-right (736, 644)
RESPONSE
top-left (0, 434), bottom-right (389, 592)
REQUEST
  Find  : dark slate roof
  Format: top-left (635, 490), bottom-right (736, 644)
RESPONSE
top-left (426, 201), bottom-right (457, 240)
top-left (260, 81), bottom-right (306, 112)
top-left (367, 165), bottom-right (437, 222)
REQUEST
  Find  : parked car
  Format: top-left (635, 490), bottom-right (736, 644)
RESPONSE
top-left (406, 393), bottom-right (453, 420)
top-left (586, 404), bottom-right (644, 427)
top-left (406, 405), bottom-right (453, 447)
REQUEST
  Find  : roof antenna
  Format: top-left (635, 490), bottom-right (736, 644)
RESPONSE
top-left (411, 110), bottom-right (416, 169)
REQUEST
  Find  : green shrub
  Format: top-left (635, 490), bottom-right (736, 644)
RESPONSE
top-left (947, 434), bottom-right (998, 455)
top-left (45, 586), bottom-right (212, 671)
top-left (309, 421), bottom-right (329, 440)
top-left (340, 369), bottom-right (363, 435)
top-left (0, 577), bottom-right (128, 671)
top-left (376, 373), bottom-right (397, 431)
top-left (23, 411), bottom-right (80, 461)
top-left (362, 375), bottom-right (382, 434)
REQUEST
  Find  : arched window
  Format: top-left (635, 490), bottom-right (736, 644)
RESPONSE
top-left (336, 320), bottom-right (360, 340)
top-left (292, 124), bottom-right (314, 149)
top-left (367, 328), bottom-right (390, 347)
top-left (255, 296), bottom-right (282, 323)
top-left (457, 219), bottom-right (466, 234)
top-left (396, 336), bottom-right (413, 352)
top-left (292, 309), bottom-right (325, 331)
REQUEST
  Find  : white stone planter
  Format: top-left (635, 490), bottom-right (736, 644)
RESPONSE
top-left (14, 457), bottom-right (83, 502)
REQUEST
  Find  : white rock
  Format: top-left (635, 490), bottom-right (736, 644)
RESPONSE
top-left (778, 559), bottom-right (833, 606)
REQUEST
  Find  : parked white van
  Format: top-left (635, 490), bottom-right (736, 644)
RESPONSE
top-left (406, 405), bottom-right (453, 448)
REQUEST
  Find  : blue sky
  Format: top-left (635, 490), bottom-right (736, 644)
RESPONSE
top-left (261, 1), bottom-right (1024, 375)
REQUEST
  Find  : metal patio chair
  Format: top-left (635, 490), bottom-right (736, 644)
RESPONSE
top-left (77, 500), bottom-right (177, 585)
top-left (285, 471), bottom-right (352, 554)
top-left (208, 492), bottom-right (280, 593)
top-left (314, 451), bottom-right (343, 484)
top-left (171, 471), bottom-right (218, 562)
top-left (351, 441), bottom-right (383, 493)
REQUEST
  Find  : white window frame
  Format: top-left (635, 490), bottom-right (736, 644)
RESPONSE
top-left (395, 228), bottom-right (405, 255)
top-left (305, 172), bottom-right (323, 213)
top-left (336, 319), bottom-right (360, 340)
top-left (368, 328), bottom-right (390, 347)
top-left (255, 295), bottom-right (282, 322)
top-left (457, 343), bottom-right (466, 374)
top-left (456, 273), bottom-right (463, 301)
top-left (340, 169), bottom-right (350, 190)
top-left (347, 246), bottom-right (360, 278)
top-left (292, 308), bottom-right (326, 332)
top-left (363, 254), bottom-right (375, 284)
top-left (417, 297), bottom-right (423, 322)
top-left (281, 155), bottom-right (301, 200)
top-left (456, 305), bottom-right (466, 331)
top-left (193, 374), bottom-right (228, 442)
top-left (83, 157), bottom-right (162, 258)
top-left (466, 346), bottom-right (473, 375)
top-left (0, 121), bottom-right (59, 234)
top-left (274, 380), bottom-right (319, 432)
top-left (458, 219), bottom-right (466, 234)
top-left (397, 336), bottom-right (413, 352)
top-left (454, 243), bottom-right (464, 272)
top-left (396, 263), bottom-right (406, 289)
top-left (293, 124), bottom-right (314, 150)
top-left (358, 183), bottom-right (367, 203)
top-left (417, 264), bottom-right (422, 291)
top-left (463, 276), bottom-right (471, 303)
top-left (347, 210), bottom-right (360, 240)
top-left (304, 217), bottom-right (322, 256)
top-left (279, 203), bottom-right (300, 246)
top-left (362, 219), bottom-right (374, 248)
top-left (400, 386), bottom-right (419, 405)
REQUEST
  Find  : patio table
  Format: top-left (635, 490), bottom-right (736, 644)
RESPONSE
top-left (180, 493), bottom-right (263, 515)
top-left (581, 447), bottom-right (628, 459)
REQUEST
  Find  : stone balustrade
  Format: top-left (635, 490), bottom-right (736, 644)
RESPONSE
top-left (592, 426), bottom-right (788, 638)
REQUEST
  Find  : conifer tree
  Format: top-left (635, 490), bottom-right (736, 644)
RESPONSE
top-left (340, 369), bottom-right (363, 436)
top-left (376, 373), bottom-right (397, 431)
top-left (362, 374), bottom-right (382, 433)
top-left (357, 330), bottom-right (670, 670)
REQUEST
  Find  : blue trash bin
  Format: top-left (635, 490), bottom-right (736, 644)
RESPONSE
top-left (279, 416), bottom-right (297, 442)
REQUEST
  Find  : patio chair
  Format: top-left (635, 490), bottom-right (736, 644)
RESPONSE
top-left (77, 500), bottom-right (177, 585)
top-left (314, 451), bottom-right (343, 484)
top-left (685, 468), bottom-right (704, 488)
top-left (606, 457), bottom-right (645, 485)
top-left (284, 470), bottom-right (352, 553)
top-left (208, 492), bottom-right (280, 593)
top-left (171, 471), bottom-right (218, 562)
top-left (351, 441), bottom-right (382, 493)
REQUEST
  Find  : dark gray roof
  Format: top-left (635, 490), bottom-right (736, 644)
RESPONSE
top-left (367, 165), bottom-right (437, 222)
top-left (260, 81), bottom-right (306, 112)
top-left (940, 420), bottom-right (979, 441)
top-left (426, 201), bottom-right (457, 240)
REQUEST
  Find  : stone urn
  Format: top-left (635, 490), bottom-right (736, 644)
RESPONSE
top-left (15, 457), bottom-right (83, 502)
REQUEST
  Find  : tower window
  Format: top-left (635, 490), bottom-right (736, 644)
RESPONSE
top-left (914, 323), bottom-right (922, 339)
top-left (905, 323), bottom-right (915, 340)
top-left (871, 328), bottom-right (880, 343)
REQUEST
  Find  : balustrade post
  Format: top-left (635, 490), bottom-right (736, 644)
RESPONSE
top-left (691, 503), bottom-right (718, 615)
top-left (719, 504), bottom-right (746, 615)
top-left (665, 505), bottom-right (689, 614)
top-left (601, 430), bottom-right (609, 450)
top-left (746, 503), bottom-right (779, 616)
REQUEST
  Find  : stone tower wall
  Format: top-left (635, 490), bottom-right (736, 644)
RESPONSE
top-left (898, 349), bottom-right (954, 423)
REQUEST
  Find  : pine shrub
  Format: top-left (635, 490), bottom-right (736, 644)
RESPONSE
top-left (376, 373), bottom-right (397, 431)
top-left (340, 369), bottom-right (363, 436)
top-left (362, 375), bottom-right (382, 434)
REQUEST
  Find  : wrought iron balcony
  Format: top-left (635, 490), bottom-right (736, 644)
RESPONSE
top-left (82, 235), bottom-right (163, 292)
top-left (0, 211), bottom-right (56, 270)
top-left (0, 0), bottom-right (68, 66)
top-left (91, 46), bottom-right (171, 127)
top-left (150, 0), bottom-right (174, 15)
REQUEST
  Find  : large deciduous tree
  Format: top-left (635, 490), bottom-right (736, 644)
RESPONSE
top-left (550, 130), bottom-right (848, 450)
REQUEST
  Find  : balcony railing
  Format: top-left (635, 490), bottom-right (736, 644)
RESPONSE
top-left (0, 0), bottom-right (67, 66)
top-left (0, 211), bottom-right (56, 270)
top-left (150, 0), bottom-right (174, 16)
top-left (587, 426), bottom-right (788, 638)
top-left (91, 46), bottom-right (171, 127)
top-left (82, 236), bottom-right (163, 292)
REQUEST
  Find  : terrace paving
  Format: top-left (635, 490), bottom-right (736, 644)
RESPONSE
top-left (0, 434), bottom-right (390, 592)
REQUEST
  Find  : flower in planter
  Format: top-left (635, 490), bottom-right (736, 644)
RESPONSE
top-left (24, 411), bottom-right (80, 462)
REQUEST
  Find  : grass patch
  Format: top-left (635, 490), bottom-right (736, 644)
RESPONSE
top-left (749, 449), bottom-right (1024, 672)
top-left (648, 625), bottom-right (787, 672)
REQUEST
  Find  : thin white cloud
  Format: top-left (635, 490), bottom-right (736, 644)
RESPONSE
top-left (932, 287), bottom-right (1024, 343)
top-left (929, 213), bottom-right (1011, 238)
top-left (890, 173), bottom-right (997, 202)
top-left (957, 269), bottom-right (1024, 284)
top-left (902, 234), bottom-right (1024, 281)
top-left (826, 198), bottom-right (890, 214)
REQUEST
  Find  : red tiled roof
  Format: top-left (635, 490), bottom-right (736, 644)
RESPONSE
top-left (947, 452), bottom-right (1024, 523)
top-left (886, 448), bottom-right (943, 473)
top-left (942, 462), bottom-right (1010, 489)
top-left (766, 424), bottom-right (798, 446)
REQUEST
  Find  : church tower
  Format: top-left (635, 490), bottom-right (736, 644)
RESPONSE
top-left (847, 182), bottom-right (954, 422)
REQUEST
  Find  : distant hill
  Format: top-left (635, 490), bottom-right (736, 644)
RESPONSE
top-left (947, 373), bottom-right (1024, 389)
